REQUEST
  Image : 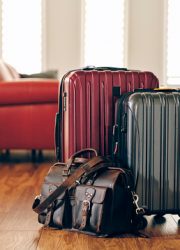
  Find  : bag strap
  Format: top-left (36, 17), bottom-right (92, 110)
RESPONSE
top-left (33, 156), bottom-right (107, 214)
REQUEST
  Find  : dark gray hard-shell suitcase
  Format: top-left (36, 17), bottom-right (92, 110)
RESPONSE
top-left (113, 90), bottom-right (180, 216)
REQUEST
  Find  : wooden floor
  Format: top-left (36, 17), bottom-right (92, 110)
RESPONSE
top-left (0, 151), bottom-right (179, 250)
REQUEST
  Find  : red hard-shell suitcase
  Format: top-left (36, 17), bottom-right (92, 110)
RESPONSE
top-left (56, 67), bottom-right (159, 161)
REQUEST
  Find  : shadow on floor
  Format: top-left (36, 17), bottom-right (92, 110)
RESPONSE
top-left (0, 149), bottom-right (56, 163)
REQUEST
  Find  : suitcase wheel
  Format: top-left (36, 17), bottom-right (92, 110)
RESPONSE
top-left (153, 214), bottom-right (166, 225)
top-left (133, 216), bottom-right (147, 230)
top-left (155, 212), bottom-right (165, 218)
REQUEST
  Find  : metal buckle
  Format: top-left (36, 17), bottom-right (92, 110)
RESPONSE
top-left (79, 189), bottom-right (95, 230)
top-left (62, 169), bottom-right (70, 176)
top-left (132, 192), bottom-right (145, 215)
top-left (75, 179), bottom-right (81, 185)
top-left (113, 142), bottom-right (118, 155)
top-left (82, 200), bottom-right (90, 210)
top-left (136, 207), bottom-right (145, 215)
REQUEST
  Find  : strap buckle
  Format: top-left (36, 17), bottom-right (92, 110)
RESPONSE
top-left (79, 188), bottom-right (96, 230)
top-left (82, 200), bottom-right (91, 212)
top-left (44, 202), bottom-right (55, 226)
top-left (62, 169), bottom-right (70, 176)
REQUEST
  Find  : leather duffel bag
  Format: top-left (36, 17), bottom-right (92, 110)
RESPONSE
top-left (32, 148), bottom-right (145, 236)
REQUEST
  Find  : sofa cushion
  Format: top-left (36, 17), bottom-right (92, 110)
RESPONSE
top-left (0, 60), bottom-right (20, 81)
top-left (19, 70), bottom-right (58, 79)
top-left (0, 79), bottom-right (59, 105)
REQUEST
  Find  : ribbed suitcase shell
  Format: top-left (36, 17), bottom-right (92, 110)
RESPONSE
top-left (56, 69), bottom-right (159, 162)
top-left (114, 91), bottom-right (180, 214)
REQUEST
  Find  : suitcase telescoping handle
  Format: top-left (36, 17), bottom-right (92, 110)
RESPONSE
top-left (154, 88), bottom-right (180, 92)
top-left (82, 66), bottom-right (128, 71)
top-left (134, 88), bottom-right (180, 93)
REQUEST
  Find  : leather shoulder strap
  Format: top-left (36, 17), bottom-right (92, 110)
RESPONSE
top-left (33, 156), bottom-right (107, 214)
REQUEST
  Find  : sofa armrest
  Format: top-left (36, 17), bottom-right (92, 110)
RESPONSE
top-left (0, 79), bottom-right (59, 105)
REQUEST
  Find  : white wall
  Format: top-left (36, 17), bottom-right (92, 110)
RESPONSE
top-left (45, 0), bottom-right (82, 78)
top-left (45, 0), bottom-right (165, 83)
top-left (127, 0), bottom-right (165, 84)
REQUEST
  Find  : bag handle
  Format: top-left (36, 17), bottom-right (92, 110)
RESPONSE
top-left (66, 148), bottom-right (98, 166)
top-left (62, 148), bottom-right (98, 175)
top-left (33, 155), bottom-right (107, 214)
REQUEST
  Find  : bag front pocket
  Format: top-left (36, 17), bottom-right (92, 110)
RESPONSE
top-left (72, 185), bottom-right (111, 234)
top-left (51, 189), bottom-right (72, 228)
top-left (39, 183), bottom-right (71, 228)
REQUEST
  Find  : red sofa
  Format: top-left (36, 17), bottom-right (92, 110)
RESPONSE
top-left (0, 78), bottom-right (59, 151)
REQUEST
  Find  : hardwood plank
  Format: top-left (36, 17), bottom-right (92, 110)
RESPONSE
top-left (37, 229), bottom-right (141, 250)
top-left (0, 230), bottom-right (41, 250)
top-left (0, 213), bottom-right (7, 226)
top-left (37, 229), bottom-right (180, 250)
top-left (0, 187), bottom-right (42, 230)
top-left (0, 162), bottom-right (50, 213)
top-left (138, 238), bottom-right (180, 250)
top-left (0, 163), bottom-right (50, 230)
top-left (0, 164), bottom-right (21, 213)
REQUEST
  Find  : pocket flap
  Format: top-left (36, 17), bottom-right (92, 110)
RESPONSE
top-left (75, 185), bottom-right (108, 204)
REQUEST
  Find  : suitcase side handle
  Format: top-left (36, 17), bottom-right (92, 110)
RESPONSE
top-left (55, 112), bottom-right (60, 161)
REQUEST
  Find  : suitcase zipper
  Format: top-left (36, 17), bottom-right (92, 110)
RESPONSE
top-left (112, 92), bottom-right (131, 158)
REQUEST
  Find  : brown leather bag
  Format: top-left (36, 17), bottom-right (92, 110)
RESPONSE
top-left (32, 148), bottom-right (145, 236)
